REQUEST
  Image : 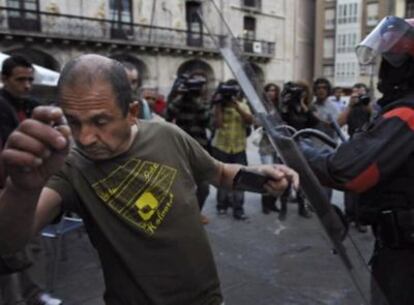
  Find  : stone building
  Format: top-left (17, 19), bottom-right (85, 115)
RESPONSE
top-left (0, 0), bottom-right (315, 98)
top-left (314, 0), bottom-right (412, 92)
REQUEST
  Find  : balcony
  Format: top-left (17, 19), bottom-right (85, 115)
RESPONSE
top-left (0, 7), bottom-right (275, 60)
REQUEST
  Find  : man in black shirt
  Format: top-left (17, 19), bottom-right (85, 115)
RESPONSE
top-left (0, 55), bottom-right (61, 305)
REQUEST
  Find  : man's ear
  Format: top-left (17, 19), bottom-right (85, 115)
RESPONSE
top-left (127, 101), bottom-right (140, 124)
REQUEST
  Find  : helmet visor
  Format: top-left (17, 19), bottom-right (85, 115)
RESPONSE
top-left (356, 16), bottom-right (411, 65)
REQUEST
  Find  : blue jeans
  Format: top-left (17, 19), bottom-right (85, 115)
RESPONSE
top-left (211, 147), bottom-right (247, 214)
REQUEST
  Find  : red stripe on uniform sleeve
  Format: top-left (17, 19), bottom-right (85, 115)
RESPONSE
top-left (345, 163), bottom-right (380, 193)
top-left (383, 107), bottom-right (414, 130)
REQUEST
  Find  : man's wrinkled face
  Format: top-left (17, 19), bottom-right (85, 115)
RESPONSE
top-left (2, 66), bottom-right (34, 98)
top-left (61, 79), bottom-right (138, 160)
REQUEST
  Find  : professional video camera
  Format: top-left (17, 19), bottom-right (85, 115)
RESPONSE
top-left (216, 82), bottom-right (241, 99)
top-left (280, 82), bottom-right (304, 112)
top-left (171, 74), bottom-right (206, 94)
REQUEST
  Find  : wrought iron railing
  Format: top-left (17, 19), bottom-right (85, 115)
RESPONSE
top-left (0, 7), bottom-right (275, 57)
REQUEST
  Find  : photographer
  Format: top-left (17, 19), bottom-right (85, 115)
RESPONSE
top-left (278, 81), bottom-right (319, 220)
top-left (280, 81), bottom-right (320, 131)
top-left (343, 83), bottom-right (372, 137)
top-left (258, 83), bottom-right (282, 215)
top-left (211, 79), bottom-right (253, 220)
top-left (339, 83), bottom-right (372, 233)
top-left (165, 73), bottom-right (211, 223)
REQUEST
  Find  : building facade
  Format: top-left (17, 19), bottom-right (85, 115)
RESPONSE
top-left (0, 0), bottom-right (315, 99)
top-left (314, 0), bottom-right (414, 93)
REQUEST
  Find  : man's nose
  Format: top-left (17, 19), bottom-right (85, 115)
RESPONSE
top-left (78, 125), bottom-right (97, 146)
top-left (24, 80), bottom-right (32, 90)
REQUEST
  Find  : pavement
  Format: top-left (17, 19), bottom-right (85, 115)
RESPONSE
top-left (24, 141), bottom-right (375, 305)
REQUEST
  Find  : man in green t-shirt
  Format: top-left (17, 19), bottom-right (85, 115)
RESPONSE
top-left (0, 54), bottom-right (298, 305)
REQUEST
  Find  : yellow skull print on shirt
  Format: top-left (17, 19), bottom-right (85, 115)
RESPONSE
top-left (92, 158), bottom-right (177, 235)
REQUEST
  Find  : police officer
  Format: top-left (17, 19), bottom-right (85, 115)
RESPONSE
top-left (298, 16), bottom-right (414, 305)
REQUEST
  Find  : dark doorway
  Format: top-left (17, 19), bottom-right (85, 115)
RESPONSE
top-left (6, 0), bottom-right (40, 32)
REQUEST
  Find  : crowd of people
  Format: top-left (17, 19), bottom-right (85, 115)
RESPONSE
top-left (0, 14), bottom-right (414, 305)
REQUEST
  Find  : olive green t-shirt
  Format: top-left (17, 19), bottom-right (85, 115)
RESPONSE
top-left (47, 120), bottom-right (223, 305)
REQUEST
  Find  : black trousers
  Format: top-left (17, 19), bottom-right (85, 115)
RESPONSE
top-left (371, 246), bottom-right (414, 305)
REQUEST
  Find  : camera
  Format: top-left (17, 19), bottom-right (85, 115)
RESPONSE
top-left (172, 74), bottom-right (206, 94)
top-left (216, 82), bottom-right (240, 99)
top-left (281, 82), bottom-right (304, 111)
top-left (356, 94), bottom-right (370, 106)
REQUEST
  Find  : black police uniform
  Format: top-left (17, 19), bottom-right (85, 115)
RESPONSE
top-left (300, 96), bottom-right (414, 305)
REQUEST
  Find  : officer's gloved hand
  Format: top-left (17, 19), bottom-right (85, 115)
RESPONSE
top-left (295, 137), bottom-right (335, 163)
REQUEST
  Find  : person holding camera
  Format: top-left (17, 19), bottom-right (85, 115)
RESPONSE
top-left (278, 81), bottom-right (319, 220)
top-left (338, 83), bottom-right (372, 233)
top-left (211, 79), bottom-right (253, 220)
top-left (341, 83), bottom-right (372, 137)
top-left (165, 73), bottom-right (211, 223)
top-left (257, 83), bottom-right (282, 215)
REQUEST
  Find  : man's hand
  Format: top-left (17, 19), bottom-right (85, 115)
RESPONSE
top-left (255, 164), bottom-right (299, 196)
top-left (2, 106), bottom-right (71, 190)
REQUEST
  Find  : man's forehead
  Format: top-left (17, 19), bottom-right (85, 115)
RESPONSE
top-left (10, 66), bottom-right (34, 75)
top-left (60, 80), bottom-right (116, 102)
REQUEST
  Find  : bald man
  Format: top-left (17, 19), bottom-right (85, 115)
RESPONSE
top-left (0, 54), bottom-right (298, 305)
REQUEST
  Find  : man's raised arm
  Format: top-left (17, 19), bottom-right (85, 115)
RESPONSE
top-left (0, 106), bottom-right (70, 253)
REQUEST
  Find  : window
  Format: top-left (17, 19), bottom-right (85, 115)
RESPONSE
top-left (406, 0), bottom-right (414, 18)
top-left (186, 1), bottom-right (203, 47)
top-left (351, 3), bottom-right (358, 23)
top-left (109, 0), bottom-right (133, 39)
top-left (6, 0), bottom-right (40, 31)
top-left (337, 2), bottom-right (358, 24)
top-left (336, 34), bottom-right (347, 53)
top-left (323, 37), bottom-right (334, 58)
top-left (337, 5), bottom-right (343, 24)
top-left (336, 31), bottom-right (358, 54)
top-left (325, 9), bottom-right (335, 29)
top-left (343, 4), bottom-right (347, 22)
top-left (243, 16), bottom-right (256, 52)
top-left (323, 65), bottom-right (334, 77)
top-left (110, 0), bottom-right (132, 23)
top-left (243, 16), bottom-right (256, 40)
top-left (367, 3), bottom-right (378, 26)
top-left (242, 0), bottom-right (261, 9)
